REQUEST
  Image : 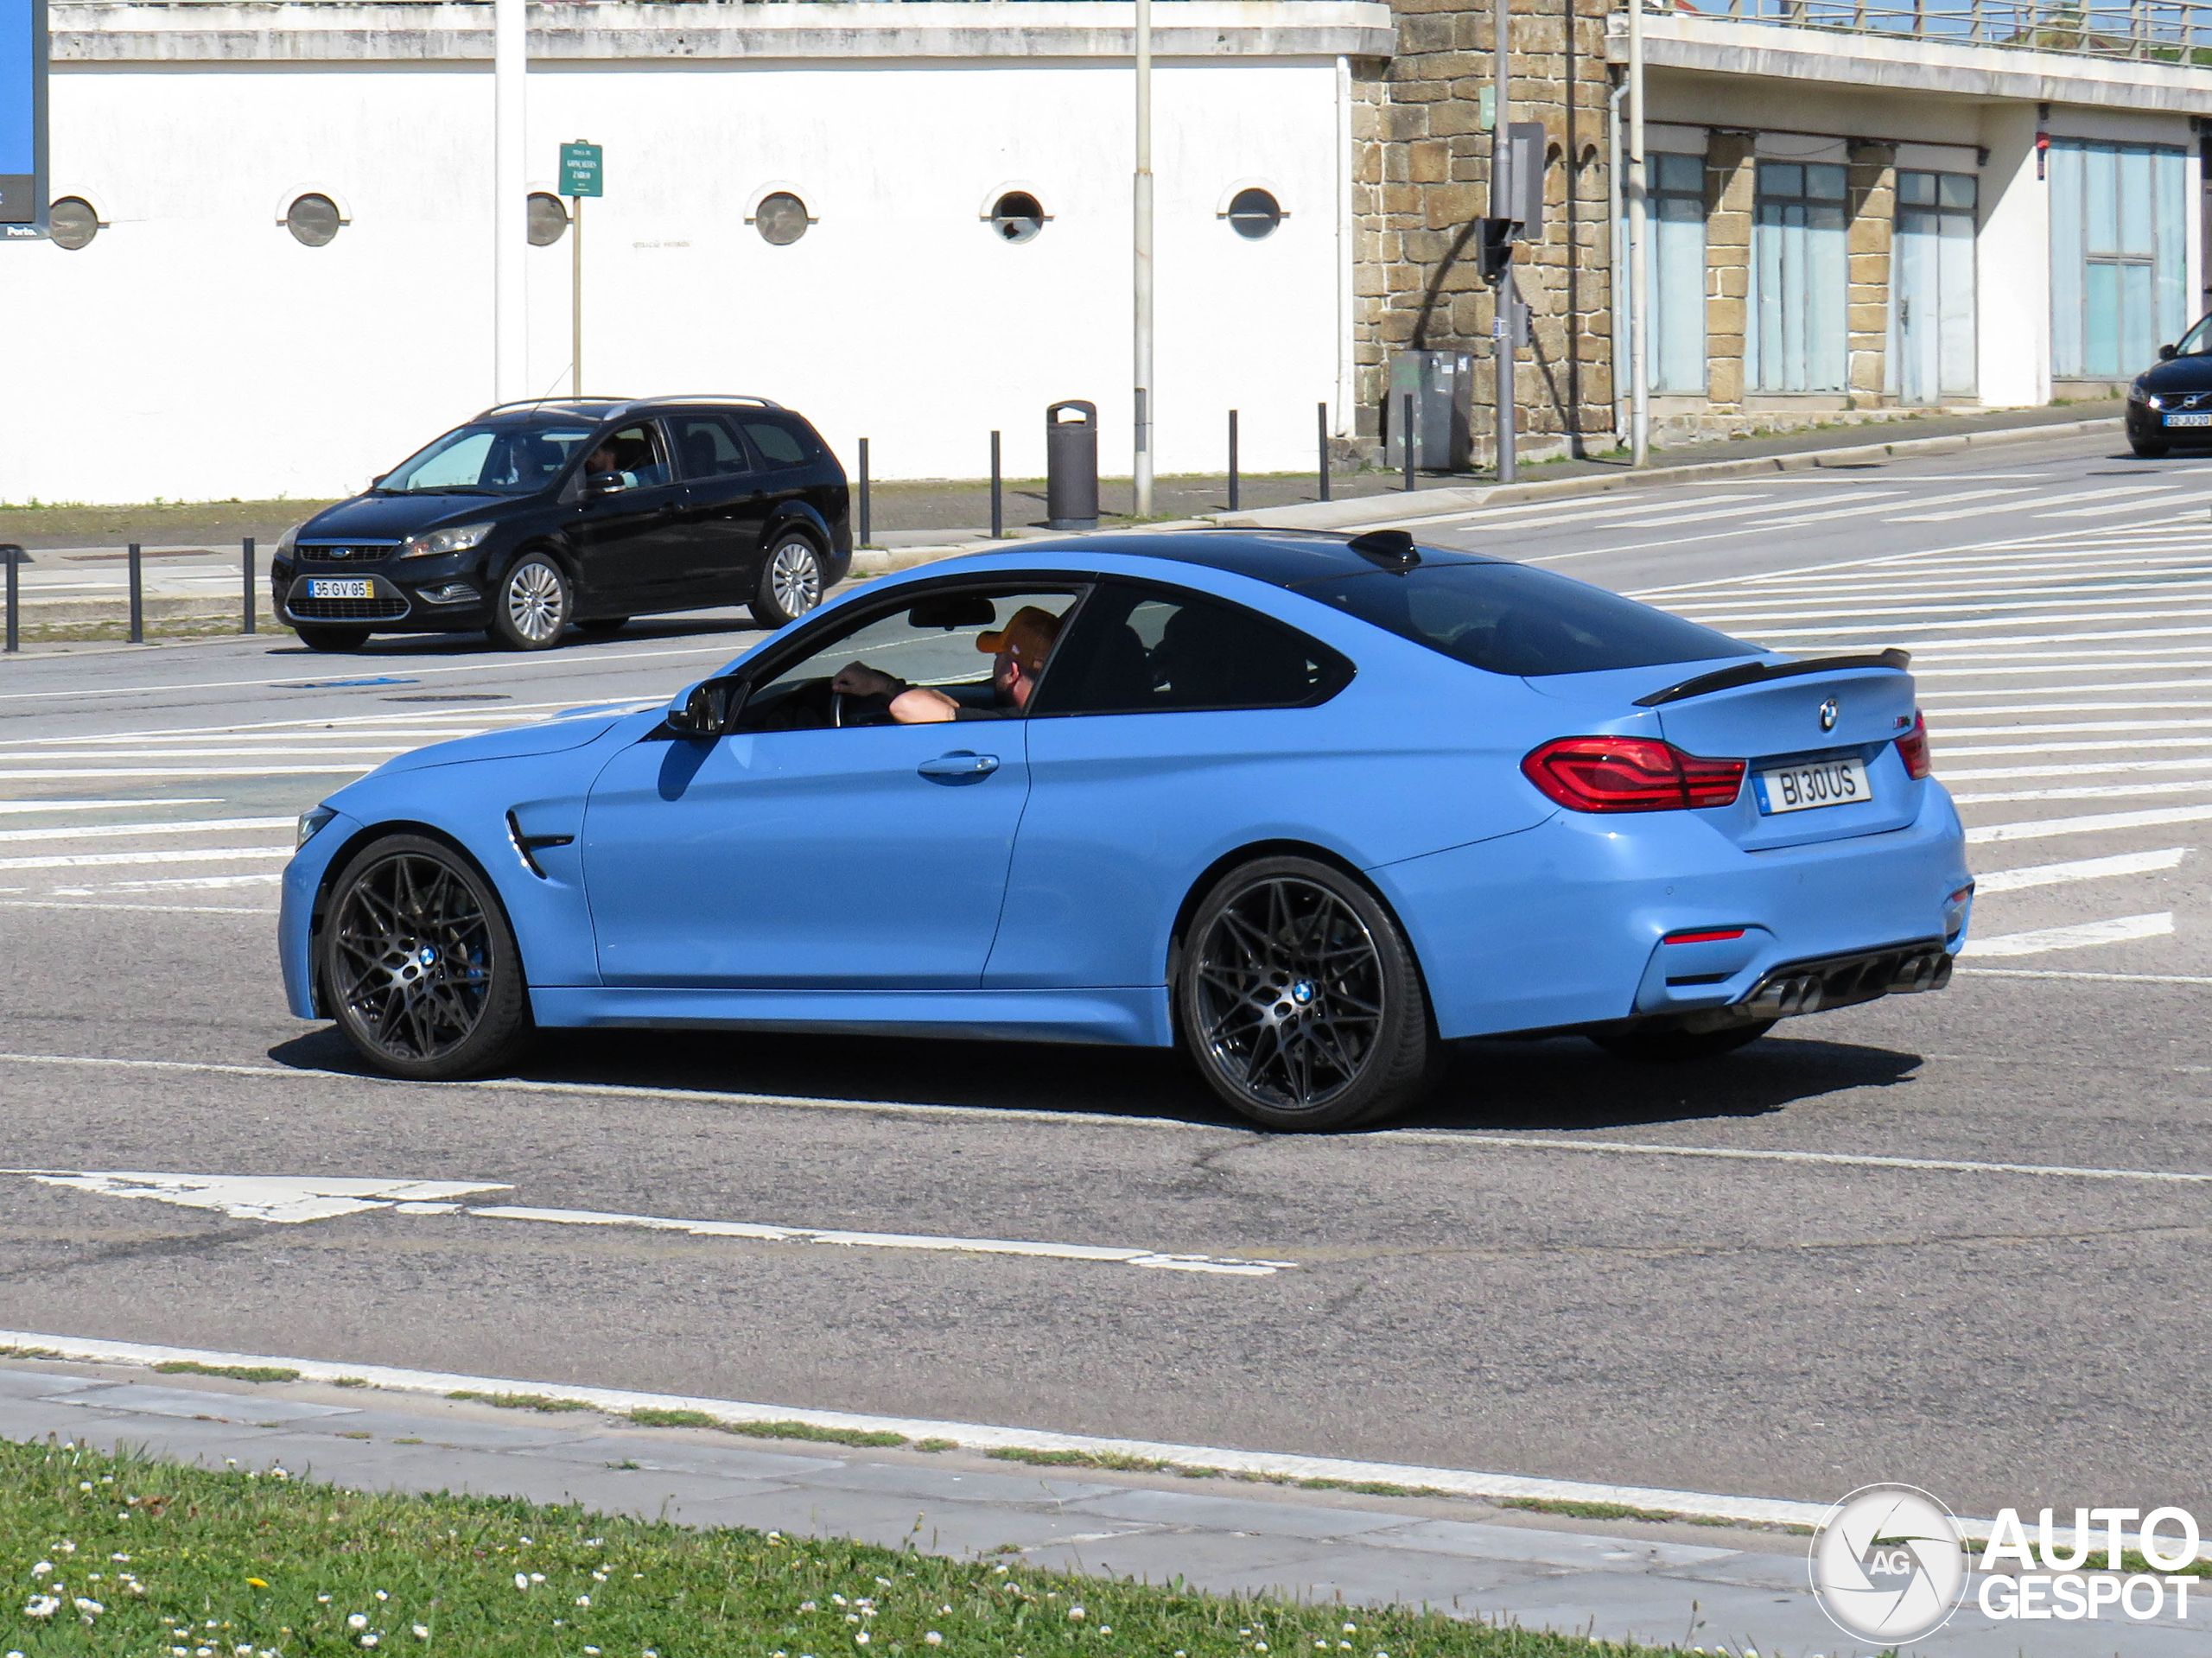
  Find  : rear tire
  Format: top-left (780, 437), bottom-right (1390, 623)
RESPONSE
top-left (2131, 438), bottom-right (2171, 459)
top-left (750, 532), bottom-right (826, 630)
top-left (1176, 854), bottom-right (1436, 1131)
top-left (295, 624), bottom-right (371, 652)
top-left (1589, 1020), bottom-right (1777, 1062)
top-left (489, 554), bottom-right (572, 651)
top-left (317, 833), bottom-right (534, 1081)
top-left (577, 616), bottom-right (629, 636)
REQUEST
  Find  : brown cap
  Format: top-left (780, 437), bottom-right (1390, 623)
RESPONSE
top-left (976, 606), bottom-right (1064, 674)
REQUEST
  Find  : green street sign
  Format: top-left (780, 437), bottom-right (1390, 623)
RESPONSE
top-left (560, 141), bottom-right (603, 199)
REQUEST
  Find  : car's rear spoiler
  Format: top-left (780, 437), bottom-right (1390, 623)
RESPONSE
top-left (1632, 648), bottom-right (1911, 708)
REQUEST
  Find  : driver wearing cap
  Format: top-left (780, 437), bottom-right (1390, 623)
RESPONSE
top-left (830, 605), bottom-right (1063, 724)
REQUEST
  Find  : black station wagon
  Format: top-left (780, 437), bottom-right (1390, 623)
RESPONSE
top-left (270, 395), bottom-right (852, 651)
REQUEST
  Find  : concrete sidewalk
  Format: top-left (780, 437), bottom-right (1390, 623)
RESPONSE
top-left (0, 1354), bottom-right (2197, 1656)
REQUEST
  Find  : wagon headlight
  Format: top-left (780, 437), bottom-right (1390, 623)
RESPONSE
top-left (397, 521), bottom-right (494, 560)
top-left (275, 521), bottom-right (303, 559)
top-left (296, 806), bottom-right (338, 848)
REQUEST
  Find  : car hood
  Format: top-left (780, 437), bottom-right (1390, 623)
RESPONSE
top-left (2136, 356), bottom-right (2212, 395)
top-left (363, 711), bottom-right (634, 778)
top-left (297, 492), bottom-right (524, 540)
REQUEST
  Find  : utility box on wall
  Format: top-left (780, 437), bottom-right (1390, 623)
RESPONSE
top-left (1385, 350), bottom-right (1476, 473)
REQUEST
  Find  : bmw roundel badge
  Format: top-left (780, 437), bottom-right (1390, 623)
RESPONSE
top-left (1818, 698), bottom-right (1840, 732)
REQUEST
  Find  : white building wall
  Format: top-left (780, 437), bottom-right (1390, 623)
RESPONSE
top-left (15, 51), bottom-right (1344, 504)
top-left (1974, 104), bottom-right (2047, 410)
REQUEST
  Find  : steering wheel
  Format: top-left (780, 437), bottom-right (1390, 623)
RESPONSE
top-left (831, 690), bottom-right (846, 728)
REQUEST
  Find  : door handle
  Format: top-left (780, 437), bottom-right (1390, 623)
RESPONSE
top-left (917, 751), bottom-right (1000, 783)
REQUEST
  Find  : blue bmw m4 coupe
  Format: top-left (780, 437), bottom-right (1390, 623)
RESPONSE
top-left (282, 530), bottom-right (1973, 1130)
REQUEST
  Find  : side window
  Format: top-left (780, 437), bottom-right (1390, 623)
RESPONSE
top-left (587, 422), bottom-right (672, 489)
top-left (734, 586), bottom-right (1082, 732)
top-left (736, 414), bottom-right (824, 470)
top-left (1033, 584), bottom-right (1351, 715)
top-left (671, 415), bottom-right (754, 480)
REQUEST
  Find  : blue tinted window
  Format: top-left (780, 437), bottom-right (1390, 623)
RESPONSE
top-left (1297, 563), bottom-right (1757, 677)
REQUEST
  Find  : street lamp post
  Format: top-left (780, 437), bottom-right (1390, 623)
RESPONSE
top-left (493, 0), bottom-right (527, 402)
top-left (1628, 0), bottom-right (1649, 467)
top-left (1133, 0), bottom-right (1154, 518)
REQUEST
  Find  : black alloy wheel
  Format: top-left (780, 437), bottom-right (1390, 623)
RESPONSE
top-left (490, 553), bottom-right (573, 651)
top-left (296, 624), bottom-right (371, 651)
top-left (1177, 854), bottom-right (1438, 1130)
top-left (318, 834), bottom-right (533, 1080)
top-left (1589, 1020), bottom-right (1776, 1062)
top-left (751, 531), bottom-right (825, 629)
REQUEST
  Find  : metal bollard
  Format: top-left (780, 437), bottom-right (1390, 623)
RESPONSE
top-left (1402, 394), bottom-right (1417, 492)
top-left (2, 544), bottom-right (22, 654)
top-left (857, 438), bottom-right (871, 548)
top-left (128, 542), bottom-right (143, 643)
top-left (1317, 402), bottom-right (1331, 503)
top-left (1045, 400), bottom-right (1099, 530)
top-left (242, 537), bottom-right (257, 635)
top-left (1228, 410), bottom-right (1240, 511)
top-left (990, 430), bottom-right (1003, 540)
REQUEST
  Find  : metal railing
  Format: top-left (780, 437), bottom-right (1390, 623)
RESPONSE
top-left (1663, 0), bottom-right (2212, 62)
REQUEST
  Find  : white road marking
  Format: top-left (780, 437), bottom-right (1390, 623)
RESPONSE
top-left (1967, 804), bottom-right (2212, 842)
top-left (3, 1170), bottom-right (1296, 1277)
top-left (0, 766), bottom-right (377, 780)
top-left (1971, 848), bottom-right (2189, 893)
top-left (467, 1204), bottom-right (1298, 1276)
top-left (1939, 758), bottom-right (2212, 781)
top-left (1948, 778), bottom-right (2212, 806)
top-left (0, 746), bottom-right (425, 760)
top-left (0, 816), bottom-right (294, 845)
top-left (0, 799), bottom-right (220, 814)
top-left (0, 846), bottom-right (290, 872)
top-left (0, 1324), bottom-right (1840, 1529)
top-left (1961, 912), bottom-right (2174, 957)
top-left (49, 872), bottom-right (286, 893)
top-left (1942, 736), bottom-right (2212, 758)
top-left (4, 1052), bottom-right (2211, 1186)
top-left (1760, 613), bottom-right (2212, 641)
top-left (1933, 719), bottom-right (2212, 737)
top-left (1961, 968), bottom-right (2212, 986)
top-left (2038, 492), bottom-right (2202, 517)
top-left (1924, 677), bottom-right (2212, 698)
top-left (4, 1171), bottom-right (511, 1223)
top-left (0, 900), bottom-right (273, 915)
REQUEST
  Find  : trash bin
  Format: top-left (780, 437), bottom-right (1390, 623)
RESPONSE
top-left (1386, 351), bottom-right (1476, 473)
top-left (1046, 400), bottom-right (1099, 530)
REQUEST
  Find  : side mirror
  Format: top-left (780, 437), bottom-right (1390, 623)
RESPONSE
top-left (368, 473), bottom-right (387, 489)
top-left (585, 471), bottom-right (630, 499)
top-left (665, 675), bottom-right (746, 737)
top-left (2160, 343), bottom-right (2179, 361)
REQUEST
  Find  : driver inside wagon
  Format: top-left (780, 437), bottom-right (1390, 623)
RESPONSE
top-left (830, 605), bottom-right (1064, 723)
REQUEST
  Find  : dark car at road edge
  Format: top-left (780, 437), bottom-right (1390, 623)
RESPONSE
top-left (270, 394), bottom-right (852, 651)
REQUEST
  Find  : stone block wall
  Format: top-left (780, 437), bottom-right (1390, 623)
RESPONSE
top-left (1845, 141), bottom-right (1897, 404)
top-left (1703, 135), bottom-right (1755, 408)
top-left (1352, 0), bottom-right (1617, 467)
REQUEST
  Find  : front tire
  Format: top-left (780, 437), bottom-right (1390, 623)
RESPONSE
top-left (1589, 1020), bottom-right (1777, 1062)
top-left (490, 553), bottom-right (572, 651)
top-left (295, 624), bottom-right (371, 652)
top-left (318, 833), bottom-right (533, 1081)
top-left (750, 532), bottom-right (826, 629)
top-left (2131, 436), bottom-right (2171, 458)
top-left (1176, 855), bottom-right (1436, 1131)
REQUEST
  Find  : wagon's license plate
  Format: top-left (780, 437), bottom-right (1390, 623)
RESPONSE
top-left (1753, 755), bottom-right (1873, 814)
top-left (305, 578), bottom-right (374, 599)
top-left (2164, 412), bottom-right (2212, 428)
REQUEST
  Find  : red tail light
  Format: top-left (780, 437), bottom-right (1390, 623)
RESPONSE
top-left (1896, 711), bottom-right (1932, 780)
top-left (1522, 737), bottom-right (1746, 813)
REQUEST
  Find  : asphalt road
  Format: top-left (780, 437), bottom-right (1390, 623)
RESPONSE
top-left (2, 427), bottom-right (2208, 1528)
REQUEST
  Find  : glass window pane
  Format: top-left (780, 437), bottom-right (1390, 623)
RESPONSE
top-left (2120, 259), bottom-right (2156, 372)
top-left (2048, 141), bottom-right (2086, 378)
top-left (1760, 162), bottom-right (1802, 199)
top-left (1936, 172), bottom-right (1977, 210)
top-left (1654, 153), bottom-right (1703, 194)
top-left (1806, 163), bottom-right (1847, 202)
top-left (1897, 171), bottom-right (1936, 207)
top-left (2087, 143), bottom-right (2119, 255)
top-left (2085, 261), bottom-right (2120, 378)
top-left (2153, 144), bottom-right (2188, 344)
top-left (1035, 586), bottom-right (1346, 715)
top-left (672, 416), bottom-right (753, 480)
top-left (2117, 145), bottom-right (2153, 256)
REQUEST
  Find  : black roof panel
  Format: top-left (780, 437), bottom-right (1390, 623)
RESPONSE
top-left (1096, 530), bottom-right (1497, 589)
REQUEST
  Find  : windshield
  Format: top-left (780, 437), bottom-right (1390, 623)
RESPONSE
top-left (2175, 315), bottom-right (2212, 357)
top-left (378, 422), bottom-right (596, 495)
top-left (1299, 562), bottom-right (1760, 677)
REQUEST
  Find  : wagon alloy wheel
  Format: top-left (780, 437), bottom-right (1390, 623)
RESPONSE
top-left (752, 534), bottom-right (825, 629)
top-left (1177, 856), bottom-right (1438, 1131)
top-left (491, 555), bottom-right (571, 650)
top-left (319, 835), bottom-right (533, 1080)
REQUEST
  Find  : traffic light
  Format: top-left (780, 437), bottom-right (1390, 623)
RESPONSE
top-left (1477, 218), bottom-right (1514, 283)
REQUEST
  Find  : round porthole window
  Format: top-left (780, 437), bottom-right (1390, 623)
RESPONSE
top-left (754, 191), bottom-right (810, 246)
top-left (285, 193), bottom-right (343, 247)
top-left (989, 190), bottom-right (1046, 244)
top-left (48, 197), bottom-right (98, 251)
top-left (1226, 187), bottom-right (1283, 240)
top-left (527, 191), bottom-right (569, 246)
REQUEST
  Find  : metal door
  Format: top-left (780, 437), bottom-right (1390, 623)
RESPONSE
top-left (1893, 171), bottom-right (1977, 404)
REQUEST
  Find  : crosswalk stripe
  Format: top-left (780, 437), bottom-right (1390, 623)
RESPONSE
top-left (0, 799), bottom-right (219, 814)
top-left (1966, 804), bottom-right (2212, 842)
top-left (0, 817), bottom-right (295, 845)
top-left (0, 765), bottom-right (378, 780)
top-left (1961, 912), bottom-right (2174, 956)
top-left (1972, 849), bottom-right (2190, 893)
top-left (1940, 757), bottom-right (2212, 781)
top-left (0, 847), bottom-right (293, 872)
top-left (1948, 778), bottom-right (2212, 806)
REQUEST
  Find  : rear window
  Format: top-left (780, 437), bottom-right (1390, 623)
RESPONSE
top-left (1299, 562), bottom-right (1758, 677)
top-left (737, 414), bottom-right (826, 469)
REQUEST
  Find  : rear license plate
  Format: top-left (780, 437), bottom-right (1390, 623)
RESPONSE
top-left (1753, 756), bottom-right (1872, 815)
top-left (306, 578), bottom-right (374, 599)
top-left (2164, 412), bottom-right (2212, 428)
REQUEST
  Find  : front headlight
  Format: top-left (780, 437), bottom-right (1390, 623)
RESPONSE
top-left (296, 806), bottom-right (338, 848)
top-left (276, 521), bottom-right (303, 559)
top-left (397, 521), bottom-right (495, 560)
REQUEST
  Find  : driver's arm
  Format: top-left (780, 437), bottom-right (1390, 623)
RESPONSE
top-left (830, 662), bottom-right (907, 698)
top-left (888, 687), bottom-right (959, 724)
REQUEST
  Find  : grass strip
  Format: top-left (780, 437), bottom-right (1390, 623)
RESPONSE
top-left (446, 1391), bottom-right (594, 1414)
top-left (152, 1361), bottom-right (302, 1385)
top-left (0, 1438), bottom-right (1684, 1657)
top-left (625, 1407), bottom-right (906, 1447)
